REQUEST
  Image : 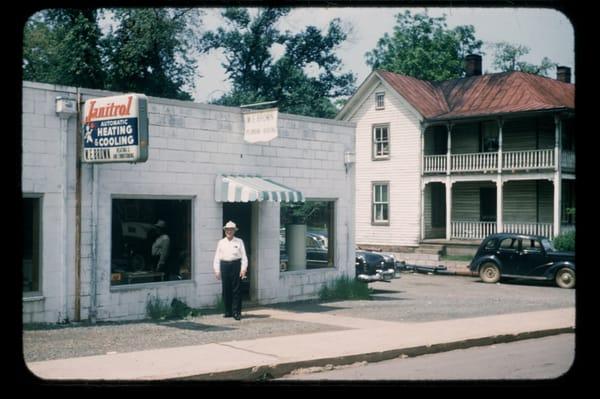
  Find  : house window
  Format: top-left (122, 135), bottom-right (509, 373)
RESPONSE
top-left (280, 201), bottom-right (335, 271)
top-left (23, 196), bottom-right (41, 294)
top-left (373, 125), bottom-right (390, 159)
top-left (372, 183), bottom-right (389, 224)
top-left (375, 92), bottom-right (385, 109)
top-left (111, 198), bottom-right (192, 285)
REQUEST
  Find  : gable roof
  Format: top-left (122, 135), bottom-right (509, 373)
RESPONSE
top-left (339, 69), bottom-right (574, 122)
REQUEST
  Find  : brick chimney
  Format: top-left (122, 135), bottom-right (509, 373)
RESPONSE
top-left (464, 54), bottom-right (482, 77)
top-left (556, 66), bottom-right (571, 83)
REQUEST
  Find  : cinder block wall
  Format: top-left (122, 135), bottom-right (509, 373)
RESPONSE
top-left (22, 81), bottom-right (356, 322)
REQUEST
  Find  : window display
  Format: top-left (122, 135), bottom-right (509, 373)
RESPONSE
top-left (280, 201), bottom-right (334, 271)
top-left (111, 198), bottom-right (191, 285)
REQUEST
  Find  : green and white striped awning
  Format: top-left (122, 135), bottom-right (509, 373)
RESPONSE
top-left (215, 175), bottom-right (305, 203)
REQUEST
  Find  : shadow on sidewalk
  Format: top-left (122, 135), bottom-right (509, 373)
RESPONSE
top-left (157, 321), bottom-right (236, 332)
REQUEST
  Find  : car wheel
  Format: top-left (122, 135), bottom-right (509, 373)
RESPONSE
top-left (555, 268), bottom-right (575, 289)
top-left (479, 262), bottom-right (500, 284)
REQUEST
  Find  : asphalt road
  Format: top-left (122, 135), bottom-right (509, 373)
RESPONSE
top-left (279, 333), bottom-right (576, 380)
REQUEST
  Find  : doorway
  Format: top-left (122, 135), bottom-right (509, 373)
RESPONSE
top-left (480, 187), bottom-right (497, 222)
top-left (222, 202), bottom-right (253, 301)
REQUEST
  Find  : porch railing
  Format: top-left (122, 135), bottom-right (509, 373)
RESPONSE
top-left (424, 149), bottom-right (564, 174)
top-left (451, 152), bottom-right (498, 173)
top-left (502, 223), bottom-right (554, 239)
top-left (503, 149), bottom-right (555, 171)
top-left (451, 221), bottom-right (497, 240)
top-left (423, 154), bottom-right (447, 173)
top-left (450, 221), bottom-right (555, 239)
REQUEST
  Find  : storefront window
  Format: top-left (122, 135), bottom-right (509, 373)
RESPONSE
top-left (279, 201), bottom-right (334, 271)
top-left (111, 198), bottom-right (191, 285)
top-left (23, 197), bottom-right (41, 293)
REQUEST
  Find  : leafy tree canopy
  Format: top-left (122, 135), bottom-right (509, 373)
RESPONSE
top-left (23, 9), bottom-right (105, 89)
top-left (489, 41), bottom-right (556, 76)
top-left (199, 8), bottom-right (356, 118)
top-left (23, 8), bottom-right (201, 101)
top-left (365, 10), bottom-right (483, 81)
top-left (103, 8), bottom-right (201, 100)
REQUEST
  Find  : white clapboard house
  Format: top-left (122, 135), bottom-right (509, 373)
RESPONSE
top-left (337, 55), bottom-right (575, 254)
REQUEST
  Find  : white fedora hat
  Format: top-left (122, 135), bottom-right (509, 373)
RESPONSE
top-left (223, 221), bottom-right (238, 230)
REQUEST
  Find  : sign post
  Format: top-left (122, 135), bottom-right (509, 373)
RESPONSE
top-left (82, 93), bottom-right (149, 163)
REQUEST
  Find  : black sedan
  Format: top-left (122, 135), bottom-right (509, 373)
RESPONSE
top-left (355, 250), bottom-right (400, 282)
top-left (468, 233), bottom-right (575, 288)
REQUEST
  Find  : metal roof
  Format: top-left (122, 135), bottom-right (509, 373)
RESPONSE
top-left (376, 70), bottom-right (574, 122)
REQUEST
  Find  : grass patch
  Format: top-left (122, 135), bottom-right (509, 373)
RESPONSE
top-left (318, 275), bottom-right (372, 301)
top-left (213, 295), bottom-right (225, 314)
top-left (145, 295), bottom-right (200, 321)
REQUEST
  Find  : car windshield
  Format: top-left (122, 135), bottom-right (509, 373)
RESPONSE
top-left (541, 238), bottom-right (557, 252)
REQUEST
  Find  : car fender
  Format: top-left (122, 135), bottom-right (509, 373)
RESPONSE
top-left (472, 255), bottom-right (502, 272)
top-left (543, 261), bottom-right (575, 279)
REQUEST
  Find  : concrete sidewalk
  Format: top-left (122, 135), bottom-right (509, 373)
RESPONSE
top-left (26, 307), bottom-right (575, 381)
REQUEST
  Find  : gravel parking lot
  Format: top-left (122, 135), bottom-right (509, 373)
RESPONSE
top-left (22, 272), bottom-right (575, 363)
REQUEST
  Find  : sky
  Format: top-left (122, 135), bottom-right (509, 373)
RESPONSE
top-left (192, 6), bottom-right (575, 103)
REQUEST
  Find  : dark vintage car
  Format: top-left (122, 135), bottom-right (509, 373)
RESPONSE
top-left (469, 233), bottom-right (575, 289)
top-left (280, 230), bottom-right (330, 270)
top-left (355, 250), bottom-right (400, 282)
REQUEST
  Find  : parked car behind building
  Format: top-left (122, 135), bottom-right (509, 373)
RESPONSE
top-left (469, 233), bottom-right (575, 288)
top-left (355, 250), bottom-right (400, 282)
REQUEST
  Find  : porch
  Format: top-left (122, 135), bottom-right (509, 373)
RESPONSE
top-left (423, 180), bottom-right (575, 240)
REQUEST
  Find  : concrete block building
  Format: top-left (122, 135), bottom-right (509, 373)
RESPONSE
top-left (22, 81), bottom-right (356, 323)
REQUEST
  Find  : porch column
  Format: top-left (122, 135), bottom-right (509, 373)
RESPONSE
top-left (420, 183), bottom-right (425, 241)
top-left (446, 123), bottom-right (453, 175)
top-left (496, 118), bottom-right (504, 234)
top-left (553, 115), bottom-right (562, 237)
top-left (446, 179), bottom-right (452, 240)
top-left (445, 123), bottom-right (453, 240)
top-left (497, 118), bottom-right (504, 173)
top-left (420, 124), bottom-right (426, 241)
top-left (496, 177), bottom-right (503, 234)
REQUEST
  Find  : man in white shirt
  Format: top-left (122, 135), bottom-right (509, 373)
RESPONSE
top-left (213, 221), bottom-right (248, 320)
top-left (152, 220), bottom-right (170, 274)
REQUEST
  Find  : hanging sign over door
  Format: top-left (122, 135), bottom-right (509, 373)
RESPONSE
top-left (82, 93), bottom-right (149, 163)
top-left (243, 107), bottom-right (278, 143)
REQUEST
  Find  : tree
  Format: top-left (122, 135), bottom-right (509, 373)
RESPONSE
top-left (365, 11), bottom-right (483, 81)
top-left (103, 8), bottom-right (201, 100)
top-left (23, 9), bottom-right (106, 89)
top-left (489, 42), bottom-right (556, 76)
top-left (199, 8), bottom-right (355, 118)
top-left (23, 8), bottom-right (201, 101)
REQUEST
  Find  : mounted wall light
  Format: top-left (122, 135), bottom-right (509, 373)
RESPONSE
top-left (55, 96), bottom-right (77, 119)
top-left (344, 151), bottom-right (355, 165)
top-left (344, 151), bottom-right (355, 173)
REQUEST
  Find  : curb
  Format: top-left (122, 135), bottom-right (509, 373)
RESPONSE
top-left (175, 327), bottom-right (574, 381)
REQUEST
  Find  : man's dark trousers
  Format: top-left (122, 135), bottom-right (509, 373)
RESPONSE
top-left (220, 259), bottom-right (242, 316)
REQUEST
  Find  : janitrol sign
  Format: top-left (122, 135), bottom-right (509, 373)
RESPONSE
top-left (82, 94), bottom-right (149, 163)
